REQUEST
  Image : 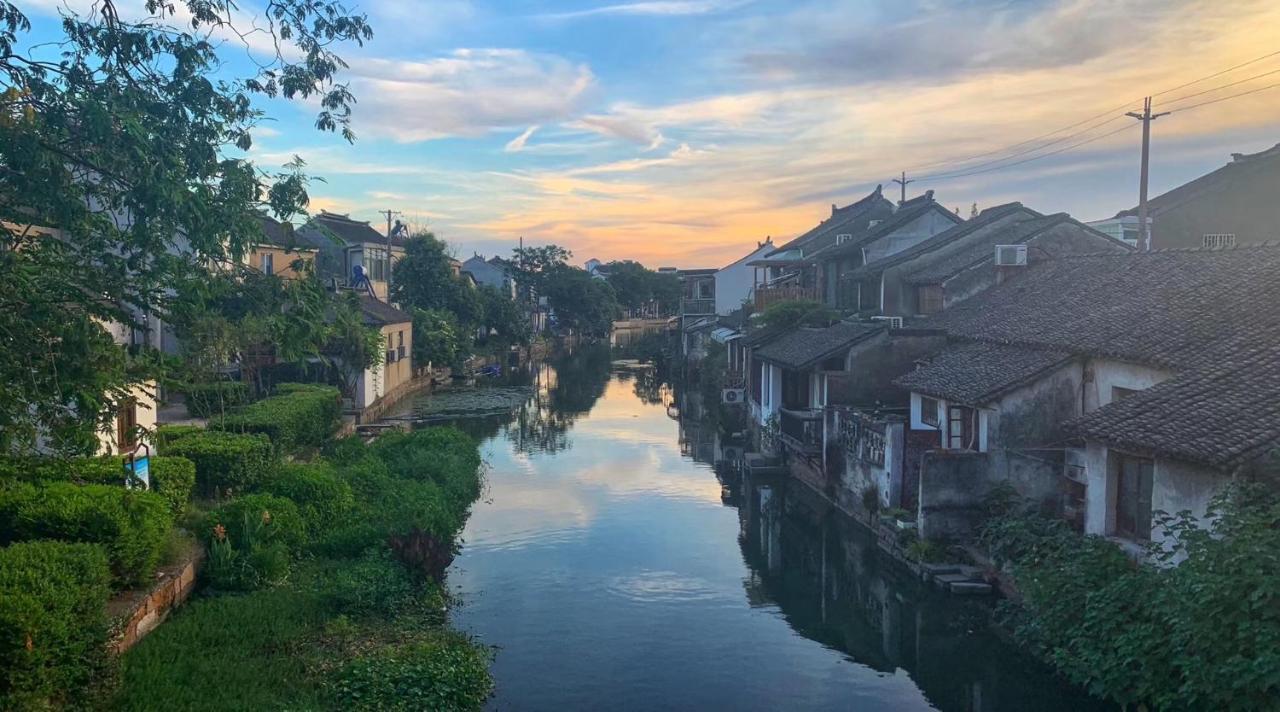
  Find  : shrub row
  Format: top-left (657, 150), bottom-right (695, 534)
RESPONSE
top-left (154, 424), bottom-right (203, 449)
top-left (0, 482), bottom-right (171, 588)
top-left (184, 381), bottom-right (251, 419)
top-left (164, 430), bottom-right (275, 496)
top-left (0, 541), bottom-right (113, 710)
top-left (212, 383), bottom-right (341, 455)
top-left (0, 455), bottom-right (197, 518)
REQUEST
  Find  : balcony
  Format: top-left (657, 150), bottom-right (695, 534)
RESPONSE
top-left (722, 369), bottom-right (746, 390)
top-left (680, 298), bottom-right (716, 316)
top-left (779, 407), bottom-right (823, 455)
top-left (754, 285), bottom-right (818, 311)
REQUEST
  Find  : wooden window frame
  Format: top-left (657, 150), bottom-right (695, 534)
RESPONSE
top-left (920, 396), bottom-right (940, 428)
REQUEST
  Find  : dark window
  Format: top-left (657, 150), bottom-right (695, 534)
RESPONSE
top-left (918, 284), bottom-right (944, 315)
top-left (260, 252), bottom-right (274, 276)
top-left (750, 359), bottom-right (762, 404)
top-left (1115, 453), bottom-right (1154, 541)
top-left (1061, 466), bottom-right (1086, 533)
top-left (920, 397), bottom-right (940, 427)
top-left (1112, 386), bottom-right (1139, 402)
top-left (947, 405), bottom-right (975, 450)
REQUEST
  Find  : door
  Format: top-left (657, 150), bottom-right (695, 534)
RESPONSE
top-left (947, 405), bottom-right (974, 450)
top-left (1115, 454), bottom-right (1154, 541)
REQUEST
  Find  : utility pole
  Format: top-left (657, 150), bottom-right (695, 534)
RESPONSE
top-left (891, 171), bottom-right (914, 205)
top-left (378, 209), bottom-right (401, 299)
top-left (1126, 97), bottom-right (1168, 252)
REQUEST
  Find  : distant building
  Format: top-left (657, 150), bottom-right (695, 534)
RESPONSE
top-left (1102, 142), bottom-right (1280, 249)
top-left (462, 255), bottom-right (516, 298)
top-left (353, 296), bottom-right (414, 409)
top-left (245, 215), bottom-right (318, 280)
top-left (714, 239), bottom-right (774, 316)
top-left (296, 211), bottom-right (408, 300)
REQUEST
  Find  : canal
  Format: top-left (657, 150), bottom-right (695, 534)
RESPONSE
top-left (413, 346), bottom-right (1106, 711)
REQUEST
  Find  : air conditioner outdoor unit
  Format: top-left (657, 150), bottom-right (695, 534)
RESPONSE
top-left (721, 446), bottom-right (744, 461)
top-left (835, 233), bottom-right (853, 244)
top-left (722, 388), bottom-right (746, 404)
top-left (871, 316), bottom-right (904, 329)
top-left (994, 244), bottom-right (1028, 266)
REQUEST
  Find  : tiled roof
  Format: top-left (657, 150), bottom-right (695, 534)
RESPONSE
top-left (304, 212), bottom-right (406, 248)
top-left (1113, 143), bottom-right (1280, 219)
top-left (816, 192), bottom-right (961, 262)
top-left (903, 214), bottom-right (1088, 284)
top-left (358, 295), bottom-right (413, 326)
top-left (893, 341), bottom-right (1072, 405)
top-left (843, 202), bottom-right (1036, 279)
top-left (768, 186), bottom-right (895, 255)
top-left (755, 320), bottom-right (884, 370)
top-left (739, 324), bottom-right (791, 347)
top-left (919, 245), bottom-right (1280, 368)
top-left (254, 215), bottom-right (313, 250)
top-left (1072, 346), bottom-right (1280, 468)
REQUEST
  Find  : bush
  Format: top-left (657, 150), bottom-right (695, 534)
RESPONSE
top-left (154, 424), bottom-right (204, 449)
top-left (0, 482), bottom-right (171, 587)
top-left (258, 462), bottom-right (355, 536)
top-left (370, 428), bottom-right (482, 511)
top-left (322, 548), bottom-right (420, 617)
top-left (203, 494), bottom-right (304, 591)
top-left (164, 430), bottom-right (275, 496)
top-left (212, 383), bottom-right (341, 455)
top-left (0, 455), bottom-right (196, 518)
top-left (0, 541), bottom-right (114, 710)
top-left (332, 633), bottom-right (493, 711)
top-left (184, 381), bottom-right (251, 419)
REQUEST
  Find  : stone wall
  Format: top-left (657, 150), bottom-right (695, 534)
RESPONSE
top-left (109, 550), bottom-right (203, 653)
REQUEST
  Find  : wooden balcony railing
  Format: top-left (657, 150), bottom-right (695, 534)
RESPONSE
top-left (779, 407), bottom-right (823, 454)
top-left (680, 298), bottom-right (716, 316)
top-left (754, 285), bottom-right (818, 311)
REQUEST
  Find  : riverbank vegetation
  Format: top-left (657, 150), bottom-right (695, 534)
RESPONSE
top-left (0, 384), bottom-right (492, 710)
top-left (980, 482), bottom-right (1280, 710)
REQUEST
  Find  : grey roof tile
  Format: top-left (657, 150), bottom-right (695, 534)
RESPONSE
top-left (893, 341), bottom-right (1072, 405)
top-left (755, 321), bottom-right (884, 370)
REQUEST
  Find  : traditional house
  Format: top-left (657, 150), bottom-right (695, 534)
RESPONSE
top-left (714, 239), bottom-right (774, 315)
top-left (1092, 142), bottom-right (1280, 249)
top-left (462, 254), bottom-right (517, 298)
top-left (678, 268), bottom-right (718, 357)
top-left (353, 296), bottom-right (414, 410)
top-left (807, 191), bottom-right (963, 310)
top-left (892, 246), bottom-right (1280, 549)
top-left (296, 211), bottom-right (408, 300)
top-left (243, 215), bottom-right (318, 279)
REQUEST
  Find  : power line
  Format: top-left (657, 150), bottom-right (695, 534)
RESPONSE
top-left (908, 49), bottom-right (1280, 177)
top-left (913, 114), bottom-right (1127, 181)
top-left (920, 123), bottom-right (1139, 183)
top-left (1160, 66), bottom-right (1280, 107)
top-left (1167, 79), bottom-right (1280, 114)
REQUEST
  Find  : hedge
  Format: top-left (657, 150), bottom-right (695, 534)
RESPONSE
top-left (0, 482), bottom-right (171, 588)
top-left (163, 430), bottom-right (275, 496)
top-left (154, 424), bottom-right (204, 449)
top-left (184, 381), bottom-right (251, 419)
top-left (2, 456), bottom-right (197, 518)
top-left (0, 541), bottom-right (113, 710)
top-left (205, 494), bottom-right (306, 553)
top-left (211, 384), bottom-right (341, 455)
top-left (258, 462), bottom-right (355, 537)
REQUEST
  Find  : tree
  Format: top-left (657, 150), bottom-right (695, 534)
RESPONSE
top-left (0, 0), bottom-right (371, 453)
top-left (391, 232), bottom-right (484, 359)
top-left (604, 260), bottom-right (682, 317)
top-left (759, 299), bottom-right (835, 330)
top-left (411, 308), bottom-right (460, 370)
top-left (476, 286), bottom-right (529, 350)
top-left (542, 265), bottom-right (619, 338)
top-left (509, 244), bottom-right (571, 300)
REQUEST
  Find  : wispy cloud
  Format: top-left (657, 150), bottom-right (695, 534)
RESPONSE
top-left (504, 126), bottom-right (539, 153)
top-left (538, 1), bottom-right (749, 21)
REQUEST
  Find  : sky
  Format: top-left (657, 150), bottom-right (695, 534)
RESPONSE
top-left (21, 0), bottom-right (1280, 267)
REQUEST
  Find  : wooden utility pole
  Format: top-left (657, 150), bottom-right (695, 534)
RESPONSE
top-left (378, 209), bottom-right (401, 298)
top-left (891, 171), bottom-right (914, 205)
top-left (1126, 97), bottom-right (1168, 252)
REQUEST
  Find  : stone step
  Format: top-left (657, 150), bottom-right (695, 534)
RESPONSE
top-left (950, 581), bottom-right (994, 596)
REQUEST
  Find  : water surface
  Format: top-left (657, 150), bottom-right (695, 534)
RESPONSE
top-left (431, 348), bottom-right (1104, 711)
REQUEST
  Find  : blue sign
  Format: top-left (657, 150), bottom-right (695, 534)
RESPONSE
top-left (126, 454), bottom-right (150, 490)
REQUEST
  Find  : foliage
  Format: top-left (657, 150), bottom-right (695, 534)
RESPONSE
top-left (258, 462), bottom-right (355, 536)
top-left (759, 299), bottom-right (836, 330)
top-left (0, 481), bottom-right (170, 587)
top-left (604, 260), bottom-right (681, 316)
top-left (509, 244), bottom-right (571, 299)
top-left (3, 454), bottom-right (196, 518)
top-left (0, 0), bottom-right (371, 454)
top-left (322, 547), bottom-right (421, 617)
top-left (412, 307), bottom-right (462, 369)
top-left (154, 424), bottom-right (205, 450)
top-left (860, 484), bottom-right (881, 514)
top-left (332, 634), bottom-right (494, 711)
top-left (981, 482), bottom-right (1280, 710)
top-left (212, 383), bottom-right (342, 455)
top-left (905, 538), bottom-right (947, 563)
top-left (0, 541), bottom-right (113, 710)
top-left (391, 233), bottom-right (483, 359)
top-left (476, 285), bottom-right (530, 350)
top-left (164, 430), bottom-right (276, 495)
top-left (542, 265), bottom-right (620, 338)
top-left (184, 381), bottom-right (251, 419)
top-left (204, 494), bottom-right (304, 590)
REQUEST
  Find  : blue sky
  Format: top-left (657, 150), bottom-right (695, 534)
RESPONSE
top-left (21, 0), bottom-right (1280, 266)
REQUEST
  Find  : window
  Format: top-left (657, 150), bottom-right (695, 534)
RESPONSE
top-left (1111, 386), bottom-right (1139, 402)
top-left (920, 396), bottom-right (940, 428)
top-left (1202, 233), bottom-right (1236, 249)
top-left (366, 246), bottom-right (389, 282)
top-left (260, 252), bottom-right (274, 275)
top-left (1114, 453), bottom-right (1154, 541)
top-left (918, 284), bottom-right (944, 315)
top-left (116, 398), bottom-right (138, 451)
top-left (947, 405), bottom-right (975, 450)
top-left (396, 330), bottom-right (406, 360)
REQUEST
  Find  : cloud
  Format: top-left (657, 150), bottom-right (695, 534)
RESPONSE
top-left (504, 125), bottom-right (539, 153)
top-left (346, 50), bottom-right (595, 143)
top-left (538, 1), bottom-right (749, 21)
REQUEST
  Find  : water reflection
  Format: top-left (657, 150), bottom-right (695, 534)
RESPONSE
top-left (438, 343), bottom-right (1107, 711)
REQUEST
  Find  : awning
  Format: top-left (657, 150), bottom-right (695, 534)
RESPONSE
top-left (711, 327), bottom-right (742, 344)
